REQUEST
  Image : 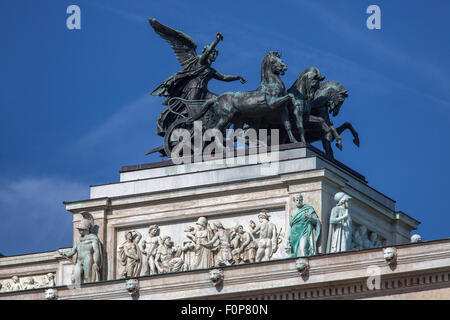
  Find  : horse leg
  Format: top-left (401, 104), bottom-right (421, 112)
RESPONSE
top-left (265, 94), bottom-right (292, 111)
top-left (291, 103), bottom-right (306, 144)
top-left (280, 106), bottom-right (299, 144)
top-left (322, 139), bottom-right (335, 159)
top-left (336, 122), bottom-right (360, 147)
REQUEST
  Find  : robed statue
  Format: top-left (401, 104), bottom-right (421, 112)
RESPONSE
top-left (326, 192), bottom-right (353, 253)
top-left (285, 194), bottom-right (321, 257)
top-left (149, 18), bottom-right (246, 138)
top-left (118, 231), bottom-right (143, 278)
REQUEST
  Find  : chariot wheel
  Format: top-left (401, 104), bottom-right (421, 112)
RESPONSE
top-left (164, 118), bottom-right (195, 159)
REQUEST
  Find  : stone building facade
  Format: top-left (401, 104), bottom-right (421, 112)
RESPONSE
top-left (2, 144), bottom-right (449, 300)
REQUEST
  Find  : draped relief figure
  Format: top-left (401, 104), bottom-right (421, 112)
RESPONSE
top-left (23, 277), bottom-right (41, 290)
top-left (326, 192), bottom-right (353, 253)
top-left (45, 273), bottom-right (56, 287)
top-left (352, 224), bottom-right (385, 250)
top-left (155, 236), bottom-right (184, 273)
top-left (191, 217), bottom-right (215, 269)
top-left (118, 231), bottom-right (143, 278)
top-left (286, 194), bottom-right (321, 257)
top-left (181, 225), bottom-right (196, 271)
top-left (141, 225), bottom-right (162, 275)
top-left (204, 221), bottom-right (234, 266)
top-left (0, 281), bottom-right (9, 292)
top-left (11, 276), bottom-right (22, 291)
top-left (231, 224), bottom-right (257, 264)
top-left (58, 212), bottom-right (103, 285)
top-left (369, 232), bottom-right (383, 248)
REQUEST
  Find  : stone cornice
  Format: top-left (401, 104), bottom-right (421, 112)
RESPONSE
top-left (1, 239), bottom-right (449, 300)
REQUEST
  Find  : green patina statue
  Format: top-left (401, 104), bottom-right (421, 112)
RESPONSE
top-left (285, 194), bottom-right (321, 257)
top-left (146, 18), bottom-right (360, 160)
top-left (58, 212), bottom-right (103, 285)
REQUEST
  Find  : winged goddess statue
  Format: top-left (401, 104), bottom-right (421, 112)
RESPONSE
top-left (149, 18), bottom-right (247, 137)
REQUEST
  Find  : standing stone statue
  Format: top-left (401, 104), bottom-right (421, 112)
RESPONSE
top-left (285, 194), bottom-right (321, 257)
top-left (326, 192), bottom-right (353, 253)
top-left (118, 231), bottom-right (143, 278)
top-left (58, 212), bottom-right (103, 285)
top-left (141, 225), bottom-right (162, 275)
top-left (249, 210), bottom-right (278, 262)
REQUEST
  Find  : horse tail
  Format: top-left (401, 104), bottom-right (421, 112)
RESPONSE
top-left (190, 98), bottom-right (216, 122)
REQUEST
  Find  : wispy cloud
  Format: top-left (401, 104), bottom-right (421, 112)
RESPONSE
top-left (0, 177), bottom-right (88, 256)
top-left (71, 95), bottom-right (151, 149)
top-left (67, 93), bottom-right (164, 165)
top-left (288, 0), bottom-right (450, 107)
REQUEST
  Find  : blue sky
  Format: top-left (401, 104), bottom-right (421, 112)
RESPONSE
top-left (0, 0), bottom-right (449, 255)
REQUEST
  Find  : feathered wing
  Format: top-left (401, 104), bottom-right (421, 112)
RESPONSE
top-left (149, 18), bottom-right (197, 67)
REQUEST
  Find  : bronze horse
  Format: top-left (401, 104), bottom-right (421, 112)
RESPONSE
top-left (307, 81), bottom-right (360, 158)
top-left (193, 51), bottom-right (299, 143)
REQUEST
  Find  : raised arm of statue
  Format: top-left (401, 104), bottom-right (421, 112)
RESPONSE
top-left (213, 71), bottom-right (246, 83)
top-left (249, 220), bottom-right (260, 236)
top-left (199, 32), bottom-right (223, 65)
top-left (133, 231), bottom-right (142, 244)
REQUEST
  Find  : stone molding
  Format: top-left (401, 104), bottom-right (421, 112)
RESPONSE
top-left (1, 239), bottom-right (449, 300)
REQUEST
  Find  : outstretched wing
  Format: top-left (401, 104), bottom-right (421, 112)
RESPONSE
top-left (149, 18), bottom-right (197, 67)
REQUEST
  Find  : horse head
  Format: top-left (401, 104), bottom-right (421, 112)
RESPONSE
top-left (261, 51), bottom-right (287, 82)
top-left (289, 67), bottom-right (325, 101)
top-left (313, 81), bottom-right (348, 117)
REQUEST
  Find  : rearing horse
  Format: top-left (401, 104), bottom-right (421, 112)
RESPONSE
top-left (193, 51), bottom-right (298, 142)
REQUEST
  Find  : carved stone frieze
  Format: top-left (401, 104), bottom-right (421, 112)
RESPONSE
top-left (116, 210), bottom-right (286, 278)
top-left (0, 273), bottom-right (56, 292)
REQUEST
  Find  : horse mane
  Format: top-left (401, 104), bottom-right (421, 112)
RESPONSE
top-left (260, 51), bottom-right (280, 82)
top-left (290, 66), bottom-right (322, 92)
top-left (314, 81), bottom-right (348, 100)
